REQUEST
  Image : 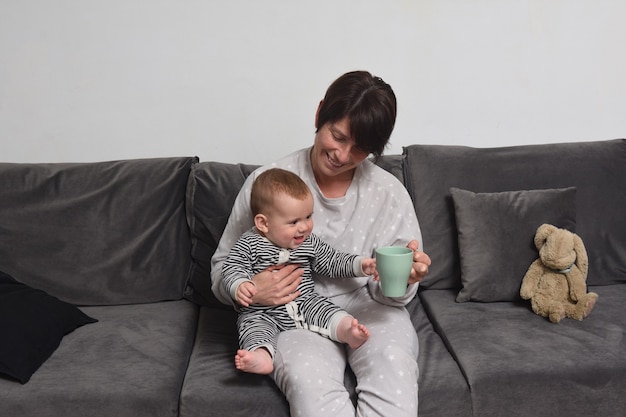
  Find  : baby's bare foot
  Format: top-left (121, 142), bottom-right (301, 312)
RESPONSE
top-left (235, 349), bottom-right (274, 375)
top-left (339, 317), bottom-right (370, 349)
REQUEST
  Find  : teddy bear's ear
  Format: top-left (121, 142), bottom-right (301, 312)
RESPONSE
top-left (534, 223), bottom-right (556, 250)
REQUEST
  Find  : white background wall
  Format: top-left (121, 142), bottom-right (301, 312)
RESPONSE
top-left (1, 0), bottom-right (624, 164)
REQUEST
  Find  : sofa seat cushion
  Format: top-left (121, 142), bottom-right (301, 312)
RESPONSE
top-left (407, 297), bottom-right (472, 417)
top-left (0, 157), bottom-right (197, 305)
top-left (179, 306), bottom-right (289, 417)
top-left (419, 286), bottom-right (626, 417)
top-left (180, 299), bottom-right (472, 417)
top-left (0, 300), bottom-right (198, 417)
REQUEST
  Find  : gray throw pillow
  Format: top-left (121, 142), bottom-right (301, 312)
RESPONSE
top-left (450, 187), bottom-right (577, 303)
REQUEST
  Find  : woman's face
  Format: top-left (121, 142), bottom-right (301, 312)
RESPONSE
top-left (311, 117), bottom-right (369, 181)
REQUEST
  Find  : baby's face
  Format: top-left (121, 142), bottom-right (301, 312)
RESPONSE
top-left (264, 192), bottom-right (314, 249)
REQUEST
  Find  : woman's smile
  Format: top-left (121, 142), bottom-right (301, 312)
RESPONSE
top-left (325, 151), bottom-right (346, 169)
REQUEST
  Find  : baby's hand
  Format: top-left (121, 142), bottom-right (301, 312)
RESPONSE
top-left (362, 257), bottom-right (377, 277)
top-left (236, 281), bottom-right (257, 307)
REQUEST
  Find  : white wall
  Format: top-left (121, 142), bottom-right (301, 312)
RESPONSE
top-left (1, 0), bottom-right (624, 164)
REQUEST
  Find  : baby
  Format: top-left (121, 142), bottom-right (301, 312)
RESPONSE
top-left (222, 168), bottom-right (376, 374)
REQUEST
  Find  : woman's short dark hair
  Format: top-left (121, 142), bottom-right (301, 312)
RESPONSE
top-left (316, 70), bottom-right (397, 158)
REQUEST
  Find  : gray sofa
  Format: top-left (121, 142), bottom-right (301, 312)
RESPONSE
top-left (1, 139), bottom-right (624, 417)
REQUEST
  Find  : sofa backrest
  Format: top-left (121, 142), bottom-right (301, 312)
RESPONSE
top-left (403, 139), bottom-right (626, 289)
top-left (184, 161), bottom-right (259, 307)
top-left (0, 157), bottom-right (196, 305)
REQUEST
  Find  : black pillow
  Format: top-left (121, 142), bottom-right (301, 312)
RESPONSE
top-left (0, 271), bottom-right (97, 383)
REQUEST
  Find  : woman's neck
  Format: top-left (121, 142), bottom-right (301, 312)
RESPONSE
top-left (312, 167), bottom-right (355, 198)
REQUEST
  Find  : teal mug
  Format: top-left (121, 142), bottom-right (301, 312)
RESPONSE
top-left (375, 246), bottom-right (414, 297)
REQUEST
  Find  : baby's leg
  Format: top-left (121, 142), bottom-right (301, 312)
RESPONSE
top-left (336, 316), bottom-right (370, 349)
top-left (236, 311), bottom-right (283, 375)
top-left (235, 347), bottom-right (273, 375)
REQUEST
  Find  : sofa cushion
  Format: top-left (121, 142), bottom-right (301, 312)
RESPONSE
top-left (184, 161), bottom-right (259, 307)
top-left (179, 306), bottom-right (290, 417)
top-left (403, 139), bottom-right (626, 289)
top-left (374, 154), bottom-right (405, 183)
top-left (0, 300), bottom-right (198, 417)
top-left (420, 286), bottom-right (626, 417)
top-left (180, 299), bottom-right (472, 417)
top-left (407, 297), bottom-right (472, 417)
top-left (450, 187), bottom-right (577, 302)
top-left (0, 157), bottom-right (196, 305)
top-left (0, 271), bottom-right (97, 384)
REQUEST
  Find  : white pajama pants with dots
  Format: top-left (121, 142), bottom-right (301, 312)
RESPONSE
top-left (272, 286), bottom-right (419, 417)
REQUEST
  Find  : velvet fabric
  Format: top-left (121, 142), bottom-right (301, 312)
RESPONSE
top-left (420, 286), bottom-right (626, 417)
top-left (0, 301), bottom-right (198, 417)
top-left (184, 161), bottom-right (259, 307)
top-left (450, 187), bottom-right (577, 302)
top-left (0, 157), bottom-right (197, 305)
top-left (179, 306), bottom-right (289, 417)
top-left (406, 297), bottom-right (472, 417)
top-left (403, 139), bottom-right (626, 290)
top-left (374, 154), bottom-right (405, 183)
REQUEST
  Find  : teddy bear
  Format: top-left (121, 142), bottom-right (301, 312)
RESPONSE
top-left (520, 223), bottom-right (598, 323)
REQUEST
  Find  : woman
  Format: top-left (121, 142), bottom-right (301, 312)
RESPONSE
top-left (211, 70), bottom-right (431, 417)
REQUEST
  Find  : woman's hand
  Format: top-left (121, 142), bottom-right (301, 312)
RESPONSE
top-left (407, 240), bottom-right (431, 285)
top-left (250, 263), bottom-right (303, 306)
